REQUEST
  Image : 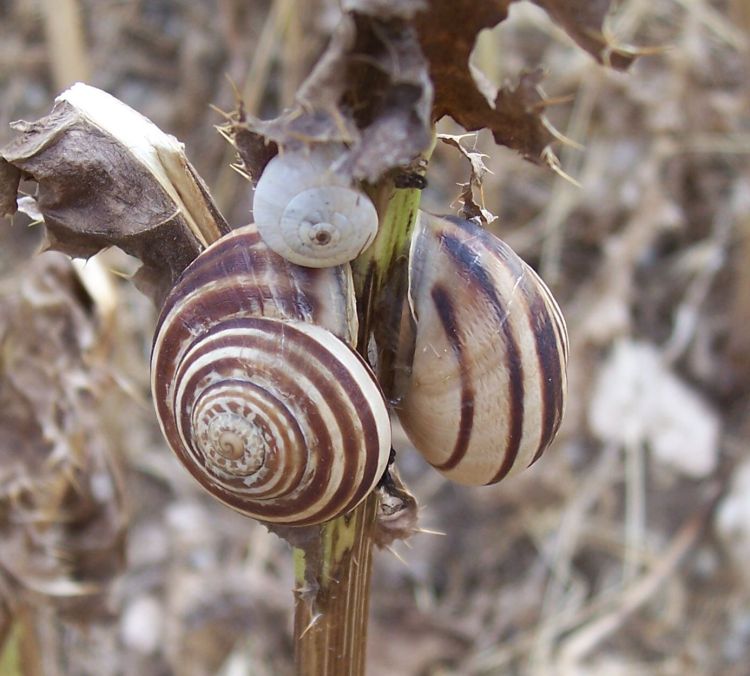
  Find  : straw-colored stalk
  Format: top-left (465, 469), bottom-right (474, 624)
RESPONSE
top-left (291, 182), bottom-right (426, 676)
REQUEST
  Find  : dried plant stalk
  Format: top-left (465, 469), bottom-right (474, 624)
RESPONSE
top-left (291, 180), bottom-right (425, 675)
top-left (293, 495), bottom-right (378, 675)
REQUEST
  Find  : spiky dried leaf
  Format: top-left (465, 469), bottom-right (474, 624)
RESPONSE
top-left (228, 5), bottom-right (434, 185)
top-left (439, 133), bottom-right (496, 223)
top-left (0, 253), bottom-right (127, 617)
top-left (0, 159), bottom-right (20, 218)
top-left (415, 0), bottom-right (633, 161)
top-left (230, 0), bottom-right (634, 187)
top-left (0, 84), bottom-right (229, 304)
top-left (532, 0), bottom-right (634, 69)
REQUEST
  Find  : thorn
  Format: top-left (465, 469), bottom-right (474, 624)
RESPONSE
top-left (415, 527), bottom-right (447, 537)
top-left (229, 163), bottom-right (253, 181)
top-left (209, 105), bottom-right (234, 122)
top-left (601, 24), bottom-right (672, 62)
top-left (224, 73), bottom-right (243, 106)
top-left (542, 147), bottom-right (582, 188)
top-left (437, 132), bottom-right (480, 146)
top-left (214, 125), bottom-right (237, 146)
top-left (541, 117), bottom-right (585, 151)
top-left (532, 93), bottom-right (576, 111)
top-left (385, 545), bottom-right (409, 567)
top-left (299, 613), bottom-right (323, 638)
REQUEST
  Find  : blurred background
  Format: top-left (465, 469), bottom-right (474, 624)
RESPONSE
top-left (1, 0), bottom-right (749, 674)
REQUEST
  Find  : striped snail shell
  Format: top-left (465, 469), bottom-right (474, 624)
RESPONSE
top-left (151, 225), bottom-right (391, 525)
top-left (252, 145), bottom-right (379, 268)
top-left (393, 212), bottom-right (568, 486)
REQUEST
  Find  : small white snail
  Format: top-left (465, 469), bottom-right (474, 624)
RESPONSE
top-left (252, 145), bottom-right (379, 268)
top-left (392, 212), bottom-right (568, 486)
top-left (151, 225), bottom-right (392, 525)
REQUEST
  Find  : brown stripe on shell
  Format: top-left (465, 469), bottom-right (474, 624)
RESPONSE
top-left (172, 335), bottom-right (337, 523)
top-left (187, 380), bottom-right (307, 497)
top-left (175, 371), bottom-right (309, 499)
top-left (151, 223), bottom-right (389, 525)
top-left (154, 224), bottom-right (355, 348)
top-left (534, 275), bottom-right (569, 363)
top-left (170, 328), bottom-right (329, 518)
top-left (152, 286), bottom-right (286, 442)
top-left (156, 227), bottom-right (265, 331)
top-left (265, 323), bottom-right (384, 523)
top-left (257, 324), bottom-right (382, 523)
top-left (474, 229), bottom-right (567, 467)
top-left (524, 282), bottom-right (565, 465)
top-left (152, 265), bottom-right (341, 431)
top-left (439, 230), bottom-right (525, 484)
top-left (160, 317), bottom-right (385, 525)
top-left (302, 344), bottom-right (384, 523)
top-left (429, 285), bottom-right (475, 471)
top-left (159, 249), bottom-right (315, 335)
top-left (173, 321), bottom-right (354, 523)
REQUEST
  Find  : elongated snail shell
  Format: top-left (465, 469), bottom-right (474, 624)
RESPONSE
top-left (252, 145), bottom-right (379, 268)
top-left (393, 212), bottom-right (568, 486)
top-left (151, 225), bottom-right (391, 525)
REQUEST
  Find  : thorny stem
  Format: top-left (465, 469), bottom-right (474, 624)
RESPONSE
top-left (291, 159), bottom-right (429, 675)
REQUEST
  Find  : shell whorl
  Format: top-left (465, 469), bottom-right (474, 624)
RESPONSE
top-left (152, 226), bottom-right (391, 525)
top-left (394, 212), bottom-right (568, 486)
top-left (252, 146), bottom-right (379, 268)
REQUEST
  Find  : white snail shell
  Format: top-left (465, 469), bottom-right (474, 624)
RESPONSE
top-left (252, 145), bottom-right (379, 268)
top-left (151, 225), bottom-right (391, 525)
top-left (393, 212), bottom-right (568, 486)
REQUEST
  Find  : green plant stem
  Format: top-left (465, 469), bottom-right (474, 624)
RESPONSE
top-left (291, 171), bottom-right (427, 676)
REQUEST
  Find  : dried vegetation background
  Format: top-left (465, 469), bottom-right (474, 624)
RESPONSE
top-left (1, 0), bottom-right (750, 674)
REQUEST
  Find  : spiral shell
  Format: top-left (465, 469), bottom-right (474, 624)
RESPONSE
top-left (151, 225), bottom-right (391, 525)
top-left (393, 212), bottom-right (568, 486)
top-left (252, 145), bottom-right (379, 268)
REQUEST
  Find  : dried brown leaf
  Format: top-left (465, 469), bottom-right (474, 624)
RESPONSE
top-left (0, 84), bottom-right (230, 304)
top-left (438, 133), bottom-right (496, 223)
top-left (0, 159), bottom-right (20, 218)
top-left (415, 1), bottom-right (544, 153)
top-left (228, 0), bottom-right (636, 184)
top-left (0, 253), bottom-right (127, 617)
top-left (415, 0), bottom-right (633, 161)
top-left (226, 123), bottom-right (278, 186)
top-left (414, 1), bottom-right (556, 161)
top-left (532, 0), bottom-right (634, 69)
top-left (230, 8), bottom-right (433, 185)
top-left (373, 466), bottom-right (419, 547)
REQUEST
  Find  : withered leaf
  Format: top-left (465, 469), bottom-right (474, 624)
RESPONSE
top-left (414, 0), bottom-right (511, 119)
top-left (227, 0), bottom-right (637, 189)
top-left (230, 7), bottom-right (433, 186)
top-left (415, 1), bottom-right (556, 162)
top-left (0, 158), bottom-right (20, 217)
top-left (373, 466), bottom-right (419, 547)
top-left (415, 0), bottom-right (633, 162)
top-left (0, 253), bottom-right (127, 616)
top-left (228, 123), bottom-right (278, 186)
top-left (0, 84), bottom-right (230, 304)
top-left (439, 133), bottom-right (496, 224)
top-left (532, 0), bottom-right (634, 69)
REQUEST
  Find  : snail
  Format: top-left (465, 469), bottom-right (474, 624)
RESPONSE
top-left (151, 225), bottom-right (392, 525)
top-left (252, 145), bottom-right (379, 268)
top-left (392, 212), bottom-right (568, 486)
